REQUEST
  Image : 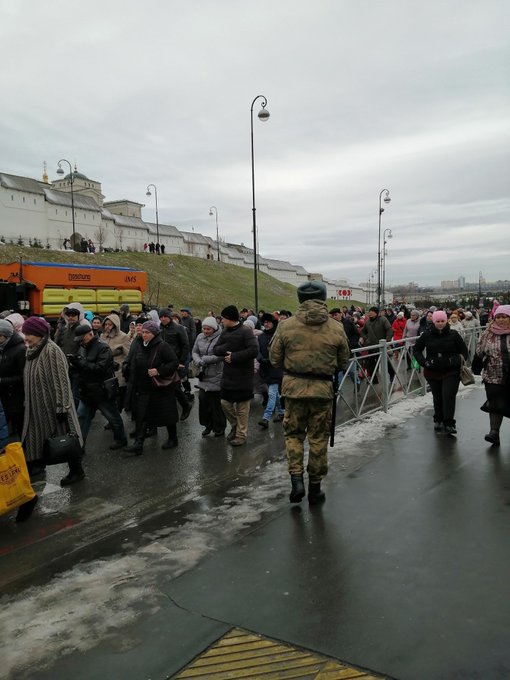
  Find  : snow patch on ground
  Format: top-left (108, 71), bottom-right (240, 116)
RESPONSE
top-left (3, 388), bottom-right (474, 678)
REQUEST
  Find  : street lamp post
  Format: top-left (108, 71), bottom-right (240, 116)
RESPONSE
top-left (382, 228), bottom-right (393, 306)
top-left (250, 94), bottom-right (270, 313)
top-left (56, 159), bottom-right (76, 250)
top-left (377, 189), bottom-right (391, 308)
top-left (146, 184), bottom-right (159, 252)
top-left (208, 206), bottom-right (220, 261)
top-left (368, 269), bottom-right (377, 305)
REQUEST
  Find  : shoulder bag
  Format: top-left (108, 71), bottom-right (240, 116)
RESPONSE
top-left (150, 345), bottom-right (180, 389)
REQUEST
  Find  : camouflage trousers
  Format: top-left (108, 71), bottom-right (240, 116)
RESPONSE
top-left (283, 397), bottom-right (332, 482)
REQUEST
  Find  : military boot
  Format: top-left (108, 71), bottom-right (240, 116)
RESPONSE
top-left (308, 481), bottom-right (326, 505)
top-left (289, 474), bottom-right (305, 503)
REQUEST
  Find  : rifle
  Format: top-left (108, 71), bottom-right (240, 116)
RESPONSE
top-left (329, 372), bottom-right (340, 447)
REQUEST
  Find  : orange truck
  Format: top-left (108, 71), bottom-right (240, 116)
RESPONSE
top-left (0, 260), bottom-right (147, 318)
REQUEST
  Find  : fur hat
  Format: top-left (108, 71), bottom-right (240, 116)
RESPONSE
top-left (22, 316), bottom-right (51, 337)
top-left (202, 316), bottom-right (218, 331)
top-left (142, 320), bottom-right (161, 335)
top-left (261, 313), bottom-right (276, 324)
top-left (221, 305), bottom-right (239, 321)
top-left (297, 281), bottom-right (327, 303)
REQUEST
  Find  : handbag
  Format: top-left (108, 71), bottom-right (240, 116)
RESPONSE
top-left (188, 362), bottom-right (201, 379)
top-left (103, 376), bottom-right (119, 400)
top-left (460, 356), bottom-right (475, 386)
top-left (150, 343), bottom-right (180, 389)
top-left (151, 372), bottom-right (180, 389)
top-left (43, 430), bottom-right (83, 466)
top-left (0, 442), bottom-right (36, 515)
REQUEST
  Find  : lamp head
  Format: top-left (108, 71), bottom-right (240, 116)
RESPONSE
top-left (146, 190), bottom-right (151, 197)
top-left (56, 166), bottom-right (64, 176)
top-left (209, 209), bottom-right (213, 216)
top-left (384, 194), bottom-right (391, 204)
top-left (258, 107), bottom-right (270, 122)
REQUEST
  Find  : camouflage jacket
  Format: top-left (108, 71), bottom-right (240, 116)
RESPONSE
top-left (269, 300), bottom-right (349, 399)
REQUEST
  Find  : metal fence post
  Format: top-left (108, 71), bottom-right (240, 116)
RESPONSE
top-left (379, 339), bottom-right (389, 412)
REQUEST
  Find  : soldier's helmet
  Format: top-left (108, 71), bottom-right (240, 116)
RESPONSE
top-left (297, 281), bottom-right (327, 303)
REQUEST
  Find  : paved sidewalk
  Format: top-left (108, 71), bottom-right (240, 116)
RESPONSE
top-left (24, 385), bottom-right (510, 679)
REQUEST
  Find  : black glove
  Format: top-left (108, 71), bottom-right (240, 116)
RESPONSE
top-left (56, 411), bottom-right (68, 423)
top-left (424, 360), bottom-right (432, 368)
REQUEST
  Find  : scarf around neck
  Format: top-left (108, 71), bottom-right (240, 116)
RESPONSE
top-left (490, 322), bottom-right (510, 336)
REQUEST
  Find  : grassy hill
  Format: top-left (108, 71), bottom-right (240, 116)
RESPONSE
top-left (0, 245), bottom-right (363, 317)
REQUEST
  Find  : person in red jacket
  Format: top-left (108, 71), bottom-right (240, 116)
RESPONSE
top-left (391, 312), bottom-right (407, 344)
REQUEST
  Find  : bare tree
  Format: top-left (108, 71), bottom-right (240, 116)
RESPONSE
top-left (114, 225), bottom-right (124, 251)
top-left (94, 222), bottom-right (109, 252)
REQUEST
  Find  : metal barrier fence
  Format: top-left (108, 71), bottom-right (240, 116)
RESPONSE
top-left (336, 324), bottom-right (484, 427)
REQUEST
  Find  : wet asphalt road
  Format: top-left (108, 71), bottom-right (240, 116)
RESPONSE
top-left (0, 387), bottom-right (287, 593)
top-left (0, 374), bottom-right (417, 594)
top-left (3, 383), bottom-right (510, 680)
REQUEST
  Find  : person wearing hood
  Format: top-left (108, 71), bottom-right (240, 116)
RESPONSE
top-left (0, 319), bottom-right (26, 437)
top-left (257, 313), bottom-right (285, 429)
top-left (414, 310), bottom-right (469, 435)
top-left (5, 312), bottom-right (25, 339)
top-left (214, 305), bottom-right (259, 447)
top-left (119, 304), bottom-right (135, 334)
top-left (191, 316), bottom-right (226, 437)
top-left (100, 313), bottom-right (132, 412)
top-left (475, 305), bottom-right (510, 445)
top-left (270, 281), bottom-right (349, 505)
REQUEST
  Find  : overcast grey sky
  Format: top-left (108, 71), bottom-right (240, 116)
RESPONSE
top-left (1, 0), bottom-right (509, 286)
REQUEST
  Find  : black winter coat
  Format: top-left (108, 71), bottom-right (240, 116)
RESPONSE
top-left (72, 336), bottom-right (116, 403)
top-left (214, 323), bottom-right (258, 396)
top-left (130, 335), bottom-right (179, 426)
top-left (341, 318), bottom-right (360, 351)
top-left (159, 321), bottom-right (190, 363)
top-left (0, 332), bottom-right (26, 417)
top-left (257, 328), bottom-right (283, 385)
top-left (414, 325), bottom-right (468, 378)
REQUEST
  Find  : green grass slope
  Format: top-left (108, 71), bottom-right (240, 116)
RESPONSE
top-left (0, 245), bottom-right (314, 317)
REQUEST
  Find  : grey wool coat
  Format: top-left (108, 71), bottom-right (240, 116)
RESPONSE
top-left (22, 338), bottom-right (82, 462)
top-left (192, 329), bottom-right (224, 392)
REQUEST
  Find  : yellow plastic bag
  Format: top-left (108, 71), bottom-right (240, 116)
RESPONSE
top-left (0, 442), bottom-right (36, 516)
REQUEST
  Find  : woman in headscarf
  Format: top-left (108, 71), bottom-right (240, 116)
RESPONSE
top-left (192, 316), bottom-right (226, 437)
top-left (21, 317), bottom-right (84, 485)
top-left (0, 319), bottom-right (26, 437)
top-left (476, 304), bottom-right (510, 445)
top-left (123, 320), bottom-right (179, 455)
top-left (414, 310), bottom-right (469, 436)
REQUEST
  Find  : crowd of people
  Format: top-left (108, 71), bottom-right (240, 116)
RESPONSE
top-left (0, 292), bottom-right (508, 521)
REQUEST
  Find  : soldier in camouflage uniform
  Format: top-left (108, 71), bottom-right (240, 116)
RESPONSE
top-left (269, 281), bottom-right (349, 504)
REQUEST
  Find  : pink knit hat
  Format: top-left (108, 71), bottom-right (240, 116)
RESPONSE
top-left (432, 311), bottom-right (447, 323)
top-left (494, 305), bottom-right (510, 317)
top-left (22, 316), bottom-right (51, 337)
